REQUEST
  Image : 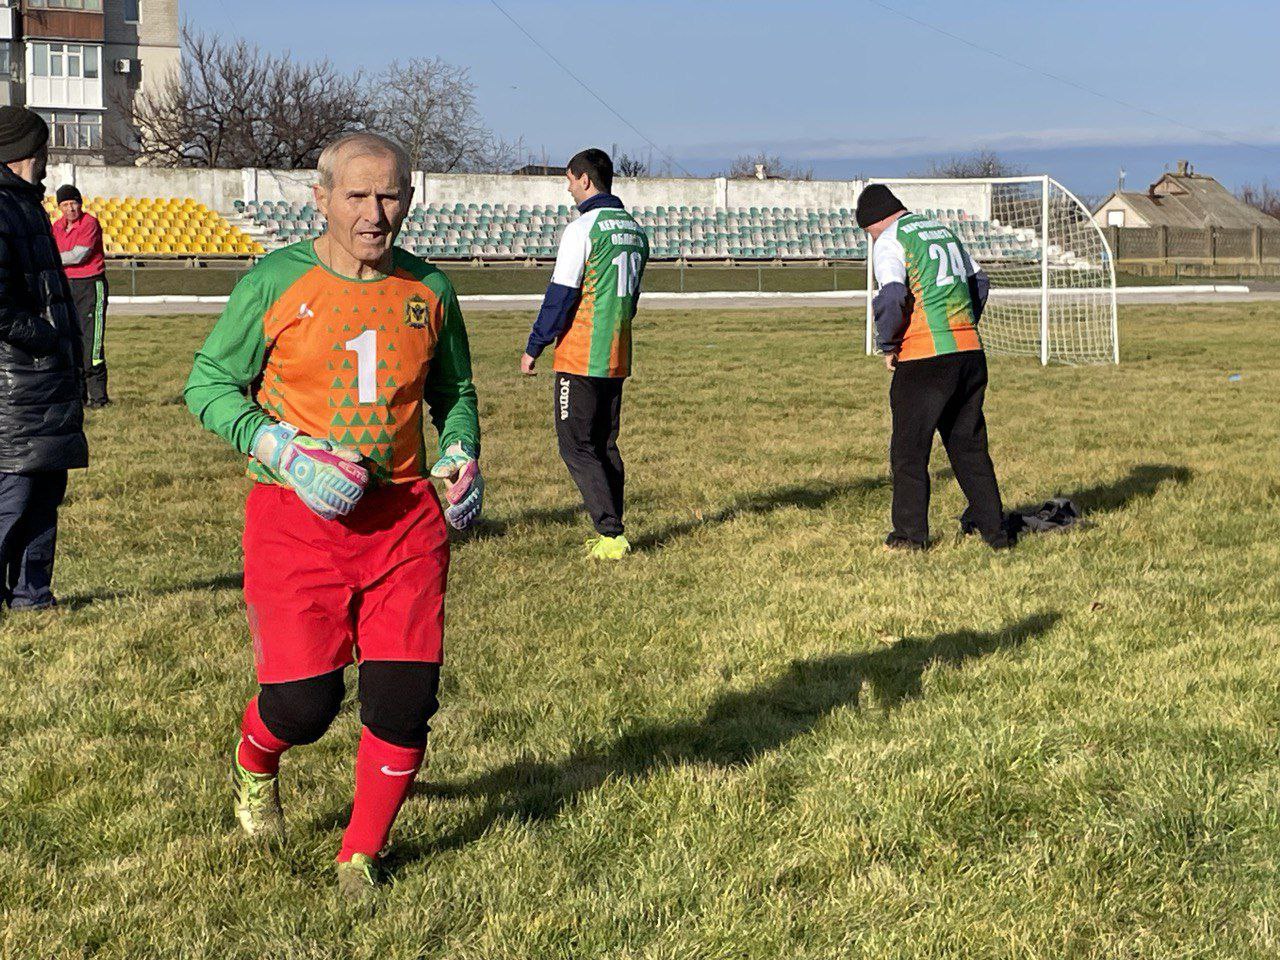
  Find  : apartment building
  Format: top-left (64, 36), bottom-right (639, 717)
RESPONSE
top-left (2, 0), bottom-right (179, 160)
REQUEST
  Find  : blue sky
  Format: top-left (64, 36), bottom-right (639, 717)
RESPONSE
top-left (186, 0), bottom-right (1280, 197)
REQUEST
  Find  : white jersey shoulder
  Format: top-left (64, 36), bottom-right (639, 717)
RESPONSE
top-left (872, 218), bottom-right (908, 287)
top-left (551, 209), bottom-right (605, 289)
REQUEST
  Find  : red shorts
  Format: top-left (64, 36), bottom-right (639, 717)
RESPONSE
top-left (242, 480), bottom-right (449, 684)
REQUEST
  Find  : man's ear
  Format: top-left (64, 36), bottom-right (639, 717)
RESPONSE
top-left (312, 182), bottom-right (328, 217)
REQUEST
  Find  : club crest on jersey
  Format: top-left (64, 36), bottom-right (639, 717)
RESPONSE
top-left (404, 294), bottom-right (430, 328)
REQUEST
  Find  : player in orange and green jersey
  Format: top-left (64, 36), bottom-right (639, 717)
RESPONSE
top-left (185, 239), bottom-right (479, 487)
top-left (860, 184), bottom-right (1011, 552)
top-left (182, 133), bottom-right (481, 905)
top-left (520, 148), bottom-right (648, 560)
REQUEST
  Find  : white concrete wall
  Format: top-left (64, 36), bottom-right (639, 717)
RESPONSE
top-left (47, 163), bottom-right (246, 210)
top-left (41, 164), bottom-right (1024, 221)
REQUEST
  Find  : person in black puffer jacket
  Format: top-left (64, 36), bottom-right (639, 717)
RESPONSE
top-left (0, 107), bottom-right (88, 611)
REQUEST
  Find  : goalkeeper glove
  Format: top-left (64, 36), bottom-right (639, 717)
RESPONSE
top-left (430, 441), bottom-right (484, 530)
top-left (252, 421), bottom-right (369, 521)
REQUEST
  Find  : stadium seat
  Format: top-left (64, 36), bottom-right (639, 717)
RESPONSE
top-left (45, 195), bottom-right (265, 258)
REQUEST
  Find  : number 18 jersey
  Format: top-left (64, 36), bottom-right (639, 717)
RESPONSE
top-left (551, 206), bottom-right (650, 379)
top-left (873, 212), bottom-right (983, 361)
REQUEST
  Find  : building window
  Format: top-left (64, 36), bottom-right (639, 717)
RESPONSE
top-left (123, 0), bottom-right (140, 22)
top-left (30, 42), bottom-right (99, 80)
top-left (26, 42), bottom-right (104, 110)
top-left (26, 1), bottom-right (104, 10)
top-left (1106, 210), bottom-right (1125, 228)
top-left (36, 110), bottom-right (102, 151)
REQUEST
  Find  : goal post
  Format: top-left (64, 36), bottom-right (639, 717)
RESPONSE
top-left (864, 175), bottom-right (1119, 365)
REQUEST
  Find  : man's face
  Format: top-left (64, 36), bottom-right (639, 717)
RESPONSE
top-left (31, 145), bottom-right (47, 186)
top-left (314, 151), bottom-right (410, 266)
top-left (566, 169), bottom-right (594, 205)
top-left (59, 199), bottom-right (82, 222)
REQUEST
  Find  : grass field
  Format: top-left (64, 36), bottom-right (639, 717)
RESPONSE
top-left (3, 302), bottom-right (1279, 959)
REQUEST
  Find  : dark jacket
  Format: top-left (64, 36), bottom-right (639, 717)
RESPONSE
top-left (0, 164), bottom-right (87, 473)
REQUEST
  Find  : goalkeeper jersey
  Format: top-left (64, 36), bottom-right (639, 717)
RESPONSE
top-left (873, 212), bottom-right (983, 361)
top-left (549, 196), bottom-right (649, 379)
top-left (185, 240), bottom-right (480, 485)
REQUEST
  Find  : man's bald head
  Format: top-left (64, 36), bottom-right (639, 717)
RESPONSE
top-left (317, 132), bottom-right (411, 191)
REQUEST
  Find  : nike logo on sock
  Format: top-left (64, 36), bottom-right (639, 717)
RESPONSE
top-left (379, 765), bottom-right (417, 777)
top-left (246, 734), bottom-right (280, 753)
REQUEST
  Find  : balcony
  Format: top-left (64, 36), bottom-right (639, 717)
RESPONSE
top-left (22, 8), bottom-right (104, 43)
top-left (0, 6), bottom-right (15, 41)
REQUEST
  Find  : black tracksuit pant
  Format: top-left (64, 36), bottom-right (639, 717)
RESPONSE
top-left (555, 372), bottom-right (625, 537)
top-left (70, 274), bottom-right (108, 404)
top-left (889, 350), bottom-right (1007, 547)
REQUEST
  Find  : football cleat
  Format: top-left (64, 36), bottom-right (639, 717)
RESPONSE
top-left (230, 756), bottom-right (284, 843)
top-left (585, 534), bottom-right (631, 560)
top-left (336, 853), bottom-right (381, 908)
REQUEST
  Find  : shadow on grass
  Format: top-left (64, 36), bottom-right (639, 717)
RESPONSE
top-left (631, 478), bottom-right (888, 552)
top-left (458, 504), bottom-right (586, 542)
top-left (394, 611), bottom-right (1059, 864)
top-left (1013, 464), bottom-right (1192, 517)
top-left (457, 478), bottom-right (887, 550)
top-left (59, 572), bottom-right (243, 610)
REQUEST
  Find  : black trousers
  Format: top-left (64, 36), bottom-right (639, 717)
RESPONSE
top-left (0, 470), bottom-right (68, 609)
top-left (554, 372), bottom-right (625, 536)
top-left (71, 274), bottom-right (108, 404)
top-left (889, 351), bottom-right (1006, 546)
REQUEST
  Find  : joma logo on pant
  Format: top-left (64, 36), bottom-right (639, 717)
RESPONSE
top-left (559, 378), bottom-right (570, 421)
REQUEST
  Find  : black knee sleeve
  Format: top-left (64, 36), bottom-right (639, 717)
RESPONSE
top-left (257, 668), bottom-right (345, 745)
top-left (358, 661), bottom-right (441, 748)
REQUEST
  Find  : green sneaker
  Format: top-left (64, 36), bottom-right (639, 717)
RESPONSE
top-left (586, 534), bottom-right (631, 560)
top-left (230, 756), bottom-right (284, 842)
top-left (336, 853), bottom-right (381, 908)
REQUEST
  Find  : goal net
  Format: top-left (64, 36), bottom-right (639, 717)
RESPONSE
top-left (864, 176), bottom-right (1118, 365)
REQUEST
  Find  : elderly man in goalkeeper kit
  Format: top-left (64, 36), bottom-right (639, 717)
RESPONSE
top-left (860, 184), bottom-right (1012, 551)
top-left (185, 132), bottom-right (483, 903)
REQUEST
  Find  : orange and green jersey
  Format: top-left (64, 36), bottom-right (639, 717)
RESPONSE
top-left (872, 212), bottom-right (982, 362)
top-left (526, 194), bottom-right (648, 379)
top-left (184, 240), bottom-right (479, 484)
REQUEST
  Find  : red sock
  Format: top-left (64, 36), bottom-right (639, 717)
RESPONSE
top-left (338, 727), bottom-right (425, 862)
top-left (236, 697), bottom-right (291, 775)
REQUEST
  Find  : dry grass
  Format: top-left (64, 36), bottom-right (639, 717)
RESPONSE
top-left (1, 302), bottom-right (1278, 959)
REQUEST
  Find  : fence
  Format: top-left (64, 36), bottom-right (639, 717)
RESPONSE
top-left (1105, 225), bottom-right (1280, 275)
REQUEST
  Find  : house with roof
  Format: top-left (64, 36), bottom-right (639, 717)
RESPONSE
top-left (1093, 161), bottom-right (1279, 230)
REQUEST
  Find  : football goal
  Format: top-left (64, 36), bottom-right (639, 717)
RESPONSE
top-left (864, 176), bottom-right (1119, 365)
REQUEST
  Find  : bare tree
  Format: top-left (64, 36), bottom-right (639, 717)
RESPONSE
top-left (117, 28), bottom-right (372, 168)
top-left (616, 152), bottom-right (650, 178)
top-left (1238, 181), bottom-right (1280, 220)
top-left (917, 150), bottom-right (1024, 179)
top-left (373, 57), bottom-right (516, 173)
top-left (720, 152), bottom-right (813, 180)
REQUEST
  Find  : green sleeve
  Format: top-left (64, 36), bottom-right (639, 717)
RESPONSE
top-left (183, 272), bottom-right (274, 456)
top-left (423, 284), bottom-right (481, 458)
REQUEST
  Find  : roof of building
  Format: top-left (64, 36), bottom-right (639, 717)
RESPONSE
top-left (1100, 162), bottom-right (1279, 229)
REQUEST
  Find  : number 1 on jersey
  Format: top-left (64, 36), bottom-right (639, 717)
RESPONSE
top-left (344, 329), bottom-right (378, 403)
top-left (611, 251), bottom-right (644, 298)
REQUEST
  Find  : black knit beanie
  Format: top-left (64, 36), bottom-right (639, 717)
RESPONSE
top-left (855, 184), bottom-right (907, 229)
top-left (56, 184), bottom-right (82, 204)
top-left (0, 107), bottom-right (49, 164)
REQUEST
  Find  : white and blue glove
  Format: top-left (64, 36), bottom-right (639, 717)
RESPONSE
top-left (252, 421), bottom-right (369, 521)
top-left (430, 441), bottom-right (483, 530)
